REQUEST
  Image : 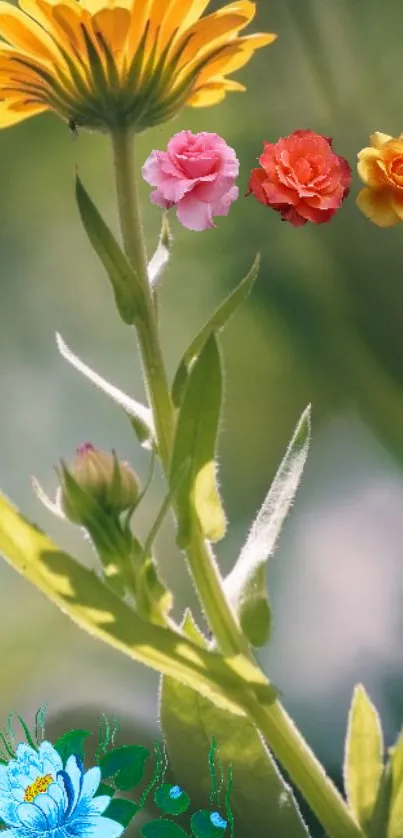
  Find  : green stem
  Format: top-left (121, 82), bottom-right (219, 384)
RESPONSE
top-left (111, 128), bottom-right (174, 471)
top-left (244, 693), bottom-right (365, 838)
top-left (110, 127), bottom-right (248, 658)
top-left (109, 127), bottom-right (363, 838)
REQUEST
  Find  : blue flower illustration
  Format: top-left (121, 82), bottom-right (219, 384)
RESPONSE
top-left (0, 741), bottom-right (124, 838)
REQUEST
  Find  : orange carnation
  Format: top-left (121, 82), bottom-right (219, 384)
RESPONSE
top-left (357, 132), bottom-right (403, 227)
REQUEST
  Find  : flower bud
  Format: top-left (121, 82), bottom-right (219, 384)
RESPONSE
top-left (59, 443), bottom-right (140, 524)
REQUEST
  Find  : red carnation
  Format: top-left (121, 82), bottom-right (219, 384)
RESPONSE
top-left (248, 130), bottom-right (351, 227)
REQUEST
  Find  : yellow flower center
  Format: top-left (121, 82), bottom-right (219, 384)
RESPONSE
top-left (24, 774), bottom-right (53, 802)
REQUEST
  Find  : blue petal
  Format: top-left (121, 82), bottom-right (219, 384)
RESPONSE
top-left (49, 780), bottom-right (68, 816)
top-left (87, 796), bottom-right (110, 816)
top-left (9, 784), bottom-right (26, 803)
top-left (0, 798), bottom-right (20, 826)
top-left (33, 791), bottom-right (61, 828)
top-left (17, 801), bottom-right (47, 830)
top-left (0, 828), bottom-right (16, 838)
top-left (79, 814), bottom-right (124, 838)
top-left (0, 766), bottom-right (10, 791)
top-left (15, 745), bottom-right (37, 762)
top-left (38, 743), bottom-right (63, 775)
top-left (77, 768), bottom-right (101, 806)
top-left (58, 754), bottom-right (83, 815)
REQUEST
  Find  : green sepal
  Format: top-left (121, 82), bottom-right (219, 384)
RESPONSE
top-left (104, 798), bottom-right (141, 827)
top-left (57, 462), bottom-right (130, 596)
top-left (76, 176), bottom-right (145, 326)
top-left (224, 405), bottom-right (311, 647)
top-left (54, 729), bottom-right (92, 765)
top-left (170, 334), bottom-right (226, 547)
top-left (343, 684), bottom-right (384, 832)
top-left (148, 213), bottom-right (172, 288)
top-left (172, 256), bottom-right (259, 407)
top-left (56, 333), bottom-right (155, 451)
top-left (100, 744), bottom-right (151, 790)
top-left (141, 820), bottom-right (189, 838)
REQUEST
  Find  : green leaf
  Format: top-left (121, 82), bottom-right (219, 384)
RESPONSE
top-left (170, 334), bottom-right (226, 547)
top-left (172, 256), bottom-right (260, 407)
top-left (54, 729), bottom-right (92, 765)
top-left (160, 616), bottom-right (311, 838)
top-left (386, 731), bottom-right (403, 837)
top-left (142, 820), bottom-right (189, 838)
top-left (154, 784), bottom-right (191, 816)
top-left (95, 782), bottom-right (115, 797)
top-left (104, 798), bottom-right (140, 827)
top-left (0, 492), bottom-right (268, 716)
top-left (148, 213), bottom-right (172, 288)
top-left (100, 745), bottom-right (150, 790)
top-left (76, 175), bottom-right (144, 326)
top-left (190, 811), bottom-right (227, 838)
top-left (343, 684), bottom-right (384, 831)
top-left (223, 405), bottom-right (311, 647)
top-left (56, 333), bottom-right (155, 451)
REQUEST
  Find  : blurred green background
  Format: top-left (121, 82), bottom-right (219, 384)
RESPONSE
top-left (1, 0), bottom-right (403, 832)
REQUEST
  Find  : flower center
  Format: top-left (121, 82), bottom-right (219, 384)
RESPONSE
top-left (24, 774), bottom-right (53, 802)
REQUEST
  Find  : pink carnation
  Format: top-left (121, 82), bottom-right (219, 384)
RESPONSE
top-left (142, 130), bottom-right (239, 232)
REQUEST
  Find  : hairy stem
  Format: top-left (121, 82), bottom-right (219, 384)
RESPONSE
top-left (110, 127), bottom-right (364, 838)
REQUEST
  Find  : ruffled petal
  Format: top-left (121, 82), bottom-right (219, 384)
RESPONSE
top-left (177, 192), bottom-right (214, 230)
top-left (357, 147), bottom-right (384, 189)
top-left (356, 187), bottom-right (400, 227)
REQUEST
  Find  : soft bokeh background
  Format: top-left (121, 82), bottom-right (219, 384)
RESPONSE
top-left (1, 0), bottom-right (403, 832)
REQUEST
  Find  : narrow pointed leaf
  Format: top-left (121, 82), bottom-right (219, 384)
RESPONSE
top-left (148, 213), bottom-right (172, 288)
top-left (170, 334), bottom-right (225, 547)
top-left (344, 684), bottom-right (384, 831)
top-left (223, 405), bottom-right (311, 646)
top-left (172, 256), bottom-right (260, 407)
top-left (0, 493), bottom-right (267, 715)
top-left (160, 615), bottom-right (311, 838)
top-left (56, 333), bottom-right (155, 450)
top-left (76, 175), bottom-right (145, 326)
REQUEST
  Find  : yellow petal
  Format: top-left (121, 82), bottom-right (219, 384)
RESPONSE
top-left (124, 0), bottom-right (153, 60)
top-left (356, 187), bottom-right (400, 227)
top-left (92, 6), bottom-right (130, 52)
top-left (180, 0), bottom-right (211, 30)
top-left (189, 74), bottom-right (245, 106)
top-left (0, 2), bottom-right (56, 59)
top-left (177, 9), bottom-right (258, 69)
top-left (357, 147), bottom-right (384, 189)
top-left (188, 81), bottom-right (227, 106)
top-left (0, 96), bottom-right (48, 125)
top-left (370, 131), bottom-right (393, 149)
top-left (389, 192), bottom-right (403, 220)
top-left (192, 32), bottom-right (275, 84)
